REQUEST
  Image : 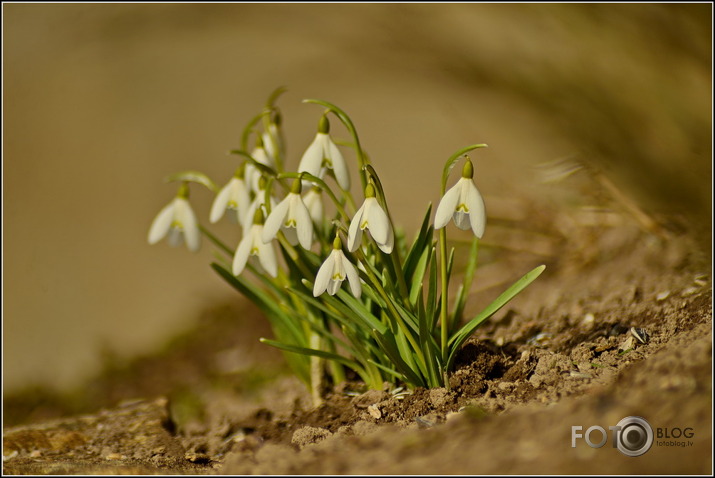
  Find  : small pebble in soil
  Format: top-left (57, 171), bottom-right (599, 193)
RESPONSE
top-left (656, 291), bottom-right (671, 301)
top-left (367, 404), bottom-right (382, 420)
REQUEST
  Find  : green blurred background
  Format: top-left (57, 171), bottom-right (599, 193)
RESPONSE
top-left (3, 4), bottom-right (711, 394)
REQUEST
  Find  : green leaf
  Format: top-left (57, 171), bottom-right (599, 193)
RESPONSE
top-left (165, 170), bottom-right (218, 193)
top-left (450, 237), bottom-right (479, 331)
top-left (372, 330), bottom-right (426, 387)
top-left (403, 204), bottom-right (434, 283)
top-left (446, 265), bottom-right (546, 370)
top-left (211, 263), bottom-right (304, 344)
top-left (408, 245), bottom-right (431, 307)
top-left (426, 247), bottom-right (439, 332)
top-left (260, 338), bottom-right (364, 374)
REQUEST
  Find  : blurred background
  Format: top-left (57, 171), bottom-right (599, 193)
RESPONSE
top-left (3, 4), bottom-right (711, 395)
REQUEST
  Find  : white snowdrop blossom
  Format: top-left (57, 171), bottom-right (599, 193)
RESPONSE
top-left (262, 115), bottom-right (285, 164)
top-left (434, 159), bottom-right (486, 238)
top-left (313, 237), bottom-right (361, 298)
top-left (233, 209), bottom-right (278, 278)
top-left (298, 116), bottom-right (350, 190)
top-left (245, 136), bottom-right (276, 193)
top-left (348, 184), bottom-right (394, 254)
top-left (242, 177), bottom-right (277, 229)
top-left (209, 167), bottom-right (250, 224)
top-left (262, 180), bottom-right (313, 249)
top-left (302, 186), bottom-right (324, 226)
top-left (147, 184), bottom-right (201, 252)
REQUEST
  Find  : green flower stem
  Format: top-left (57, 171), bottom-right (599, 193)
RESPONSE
top-left (438, 226), bottom-right (450, 377)
top-left (440, 144), bottom-right (488, 195)
top-left (276, 233), bottom-right (315, 281)
top-left (199, 225), bottom-right (234, 258)
top-left (354, 250), bottom-right (428, 378)
top-left (303, 99), bottom-right (370, 190)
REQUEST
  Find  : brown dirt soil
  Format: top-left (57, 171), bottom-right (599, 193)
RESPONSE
top-left (3, 199), bottom-right (712, 474)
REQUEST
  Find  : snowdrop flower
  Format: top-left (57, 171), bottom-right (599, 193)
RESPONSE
top-left (262, 112), bottom-right (285, 164)
top-left (434, 159), bottom-right (486, 238)
top-left (233, 209), bottom-right (278, 278)
top-left (348, 184), bottom-right (393, 254)
top-left (245, 135), bottom-right (276, 193)
top-left (242, 176), bottom-right (277, 229)
top-left (262, 179), bottom-right (313, 249)
top-left (313, 236), bottom-right (361, 298)
top-left (298, 116), bottom-right (350, 190)
top-left (209, 165), bottom-right (250, 224)
top-left (147, 183), bottom-right (201, 252)
top-left (302, 186), bottom-right (324, 226)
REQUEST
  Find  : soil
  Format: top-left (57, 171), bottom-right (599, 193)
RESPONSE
top-left (3, 193), bottom-right (712, 474)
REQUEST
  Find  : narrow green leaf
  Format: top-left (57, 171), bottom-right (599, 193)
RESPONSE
top-left (372, 330), bottom-right (426, 387)
top-left (450, 237), bottom-right (479, 331)
top-left (447, 265), bottom-right (546, 369)
top-left (408, 246), bottom-right (431, 306)
top-left (260, 338), bottom-right (363, 373)
top-left (367, 359), bottom-right (406, 382)
top-left (211, 263), bottom-right (304, 344)
top-left (426, 247), bottom-right (438, 332)
top-left (403, 204), bottom-right (434, 282)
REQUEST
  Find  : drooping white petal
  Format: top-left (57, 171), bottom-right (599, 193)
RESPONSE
top-left (347, 203), bottom-right (366, 252)
top-left (466, 181), bottom-right (486, 238)
top-left (453, 210), bottom-right (472, 230)
top-left (364, 198), bottom-right (390, 245)
top-left (298, 135), bottom-right (324, 178)
top-left (281, 227), bottom-right (299, 246)
top-left (175, 198), bottom-right (201, 252)
top-left (262, 196), bottom-right (291, 243)
top-left (313, 252), bottom-right (335, 296)
top-left (147, 200), bottom-right (176, 244)
top-left (292, 196), bottom-right (314, 249)
top-left (327, 138), bottom-right (350, 190)
top-left (257, 236), bottom-right (278, 277)
top-left (210, 182), bottom-right (233, 224)
top-left (326, 277), bottom-right (340, 295)
top-left (167, 227), bottom-right (184, 247)
top-left (232, 232), bottom-right (253, 276)
top-left (434, 181), bottom-right (463, 229)
top-left (341, 254), bottom-right (362, 298)
top-left (382, 223), bottom-right (395, 254)
top-left (303, 189), bottom-right (324, 225)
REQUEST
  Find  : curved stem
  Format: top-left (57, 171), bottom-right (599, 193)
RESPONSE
top-left (303, 99), bottom-right (370, 190)
top-left (199, 225), bottom-right (234, 258)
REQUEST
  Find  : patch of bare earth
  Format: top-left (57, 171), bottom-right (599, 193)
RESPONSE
top-left (3, 209), bottom-right (712, 474)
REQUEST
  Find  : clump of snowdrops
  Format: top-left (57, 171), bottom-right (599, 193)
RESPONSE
top-left (148, 88), bottom-right (544, 401)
